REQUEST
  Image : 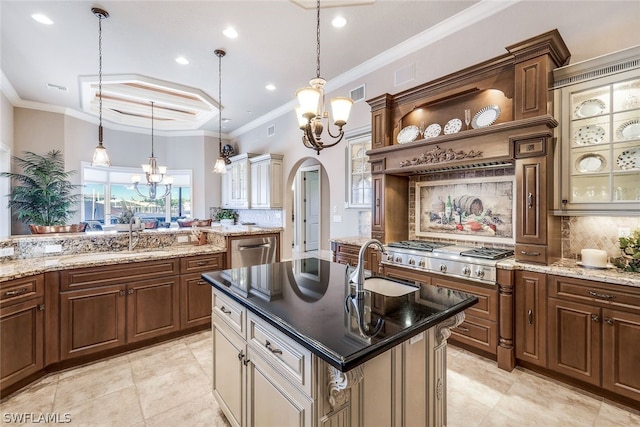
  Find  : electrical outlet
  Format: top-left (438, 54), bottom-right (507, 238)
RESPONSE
top-left (618, 227), bottom-right (631, 238)
top-left (333, 215), bottom-right (342, 223)
top-left (44, 244), bottom-right (62, 253)
top-left (0, 247), bottom-right (15, 257)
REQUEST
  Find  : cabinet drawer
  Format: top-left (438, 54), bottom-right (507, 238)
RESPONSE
top-left (213, 291), bottom-right (246, 338)
top-left (514, 138), bottom-right (546, 158)
top-left (430, 276), bottom-right (498, 322)
top-left (335, 254), bottom-right (357, 267)
top-left (336, 244), bottom-right (360, 256)
top-left (247, 312), bottom-right (313, 395)
top-left (515, 243), bottom-right (548, 264)
top-left (180, 253), bottom-right (225, 274)
top-left (449, 315), bottom-right (497, 355)
top-left (60, 259), bottom-right (180, 290)
top-left (548, 275), bottom-right (640, 312)
top-left (0, 275), bottom-right (43, 306)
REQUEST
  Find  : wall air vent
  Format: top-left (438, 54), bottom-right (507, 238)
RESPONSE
top-left (267, 124), bottom-right (275, 137)
top-left (350, 85), bottom-right (365, 103)
top-left (394, 64), bottom-right (415, 87)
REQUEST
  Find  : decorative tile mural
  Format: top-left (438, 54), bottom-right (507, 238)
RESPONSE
top-left (415, 176), bottom-right (515, 244)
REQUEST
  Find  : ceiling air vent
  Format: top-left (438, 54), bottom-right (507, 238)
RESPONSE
top-left (46, 83), bottom-right (68, 92)
top-left (394, 64), bottom-right (415, 87)
top-left (267, 124), bottom-right (276, 137)
top-left (350, 85), bottom-right (365, 103)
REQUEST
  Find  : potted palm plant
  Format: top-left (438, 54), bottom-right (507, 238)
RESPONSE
top-left (1, 150), bottom-right (84, 234)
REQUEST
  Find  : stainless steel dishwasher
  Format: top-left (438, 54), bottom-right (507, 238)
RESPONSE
top-left (230, 235), bottom-right (278, 267)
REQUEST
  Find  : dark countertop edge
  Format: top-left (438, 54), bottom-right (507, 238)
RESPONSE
top-left (203, 272), bottom-right (478, 372)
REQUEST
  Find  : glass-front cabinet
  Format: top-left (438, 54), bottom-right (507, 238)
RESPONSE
top-left (554, 46), bottom-right (640, 214)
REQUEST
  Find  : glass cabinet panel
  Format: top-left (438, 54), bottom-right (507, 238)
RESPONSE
top-left (347, 134), bottom-right (372, 208)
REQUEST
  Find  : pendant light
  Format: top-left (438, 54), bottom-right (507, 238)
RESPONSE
top-left (90, 7), bottom-right (111, 167)
top-left (131, 102), bottom-right (173, 200)
top-left (212, 49), bottom-right (227, 174)
top-left (294, 0), bottom-right (353, 155)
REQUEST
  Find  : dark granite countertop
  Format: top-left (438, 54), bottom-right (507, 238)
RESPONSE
top-left (202, 258), bottom-right (477, 372)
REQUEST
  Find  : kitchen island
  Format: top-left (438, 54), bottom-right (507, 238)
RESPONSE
top-left (202, 258), bottom-right (477, 427)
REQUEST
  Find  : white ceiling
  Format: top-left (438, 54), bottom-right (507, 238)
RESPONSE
top-left (1, 0), bottom-right (487, 135)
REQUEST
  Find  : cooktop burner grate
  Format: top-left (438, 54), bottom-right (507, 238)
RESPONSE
top-left (387, 240), bottom-right (449, 251)
top-left (459, 248), bottom-right (514, 260)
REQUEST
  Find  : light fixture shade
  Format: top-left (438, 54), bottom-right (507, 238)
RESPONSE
top-left (164, 176), bottom-right (174, 185)
top-left (330, 97), bottom-right (353, 124)
top-left (158, 165), bottom-right (167, 175)
top-left (131, 175), bottom-right (141, 183)
top-left (213, 157), bottom-right (227, 174)
top-left (296, 87), bottom-right (321, 117)
top-left (91, 144), bottom-right (111, 167)
top-left (295, 106), bottom-right (308, 128)
top-left (141, 163), bottom-right (151, 173)
top-left (150, 173), bottom-right (163, 183)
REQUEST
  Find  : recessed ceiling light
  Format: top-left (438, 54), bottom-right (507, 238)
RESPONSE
top-left (265, 84), bottom-right (276, 91)
top-left (332, 16), bottom-right (347, 28)
top-left (223, 26), bottom-right (238, 39)
top-left (32, 13), bottom-right (54, 25)
top-left (222, 118), bottom-right (231, 123)
top-left (175, 56), bottom-right (189, 65)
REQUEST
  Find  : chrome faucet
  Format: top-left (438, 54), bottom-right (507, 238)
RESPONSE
top-left (129, 216), bottom-right (141, 251)
top-left (348, 239), bottom-right (385, 299)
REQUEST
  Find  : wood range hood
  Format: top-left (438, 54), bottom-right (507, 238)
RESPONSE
top-left (366, 29), bottom-right (571, 177)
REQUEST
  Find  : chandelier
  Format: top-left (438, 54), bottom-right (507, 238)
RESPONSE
top-left (212, 49), bottom-right (228, 174)
top-left (295, 0), bottom-right (353, 155)
top-left (131, 102), bottom-right (173, 200)
top-left (90, 7), bottom-right (111, 167)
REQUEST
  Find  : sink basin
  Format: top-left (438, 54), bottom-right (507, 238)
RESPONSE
top-left (363, 277), bottom-right (418, 297)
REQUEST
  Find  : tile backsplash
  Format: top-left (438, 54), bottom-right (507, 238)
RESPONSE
top-left (562, 216), bottom-right (640, 261)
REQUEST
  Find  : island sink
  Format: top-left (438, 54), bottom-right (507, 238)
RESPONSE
top-left (362, 277), bottom-right (417, 297)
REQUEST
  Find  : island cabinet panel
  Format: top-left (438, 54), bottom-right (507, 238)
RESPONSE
top-left (213, 320), bottom-right (245, 427)
top-left (180, 274), bottom-right (213, 329)
top-left (515, 270), bottom-right (547, 367)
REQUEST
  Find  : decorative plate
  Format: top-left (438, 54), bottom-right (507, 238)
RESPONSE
top-left (575, 153), bottom-right (606, 173)
top-left (443, 118), bottom-right (462, 135)
top-left (397, 125), bottom-right (420, 144)
top-left (423, 123), bottom-right (442, 139)
top-left (574, 125), bottom-right (606, 145)
top-left (574, 98), bottom-right (606, 118)
top-left (616, 119), bottom-right (640, 140)
top-left (617, 147), bottom-right (640, 170)
top-left (471, 105), bottom-right (501, 129)
top-left (576, 261), bottom-right (616, 269)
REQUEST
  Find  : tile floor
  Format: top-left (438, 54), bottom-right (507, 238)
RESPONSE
top-left (1, 330), bottom-right (639, 426)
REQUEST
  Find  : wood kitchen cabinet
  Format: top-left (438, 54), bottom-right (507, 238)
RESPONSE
top-left (0, 275), bottom-right (44, 393)
top-left (547, 275), bottom-right (640, 402)
top-left (180, 253), bottom-right (225, 329)
top-left (250, 153), bottom-right (284, 209)
top-left (515, 270), bottom-right (547, 367)
top-left (59, 259), bottom-right (180, 360)
top-left (330, 241), bottom-right (382, 274)
top-left (370, 161), bottom-right (408, 244)
top-left (514, 138), bottom-right (561, 265)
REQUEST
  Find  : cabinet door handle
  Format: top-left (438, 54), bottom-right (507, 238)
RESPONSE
top-left (127, 288), bottom-right (134, 295)
top-left (265, 340), bottom-right (282, 355)
top-left (38, 304), bottom-right (45, 311)
top-left (604, 318), bottom-right (613, 325)
top-left (455, 326), bottom-right (470, 332)
top-left (527, 309), bottom-right (533, 326)
top-left (220, 306), bottom-right (232, 315)
top-left (591, 314), bottom-right (599, 322)
top-left (119, 290), bottom-right (126, 296)
top-left (196, 261), bottom-right (208, 266)
top-left (238, 350), bottom-right (244, 361)
top-left (375, 198), bottom-right (380, 207)
top-left (527, 192), bottom-right (534, 209)
top-left (588, 290), bottom-right (616, 300)
top-left (243, 357), bottom-right (251, 366)
top-left (196, 280), bottom-right (208, 286)
top-left (5, 288), bottom-right (28, 296)
top-left (520, 250), bottom-right (541, 256)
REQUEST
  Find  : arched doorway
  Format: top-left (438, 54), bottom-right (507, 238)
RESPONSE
top-left (290, 159), bottom-right (325, 258)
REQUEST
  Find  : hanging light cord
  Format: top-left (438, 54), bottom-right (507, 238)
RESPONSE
top-left (316, 0), bottom-right (321, 79)
top-left (150, 101), bottom-right (155, 157)
top-left (98, 12), bottom-right (104, 143)
top-left (218, 51), bottom-right (222, 155)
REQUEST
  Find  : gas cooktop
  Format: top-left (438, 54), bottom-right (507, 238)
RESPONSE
top-left (386, 240), bottom-right (513, 260)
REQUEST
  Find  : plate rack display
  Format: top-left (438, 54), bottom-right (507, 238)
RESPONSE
top-left (553, 46), bottom-right (640, 213)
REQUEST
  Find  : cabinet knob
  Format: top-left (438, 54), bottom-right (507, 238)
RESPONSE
top-left (238, 350), bottom-right (244, 361)
top-left (127, 288), bottom-right (134, 295)
top-left (591, 314), bottom-right (599, 322)
top-left (604, 318), bottom-right (613, 326)
top-left (119, 290), bottom-right (126, 296)
top-left (196, 280), bottom-right (208, 286)
top-left (527, 309), bottom-right (533, 326)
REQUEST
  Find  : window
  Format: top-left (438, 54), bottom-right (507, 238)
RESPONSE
top-left (346, 134), bottom-right (372, 208)
top-left (81, 163), bottom-right (192, 225)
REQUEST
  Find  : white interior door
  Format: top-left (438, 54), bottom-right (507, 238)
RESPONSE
top-left (303, 168), bottom-right (319, 252)
top-left (0, 142), bottom-right (10, 238)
